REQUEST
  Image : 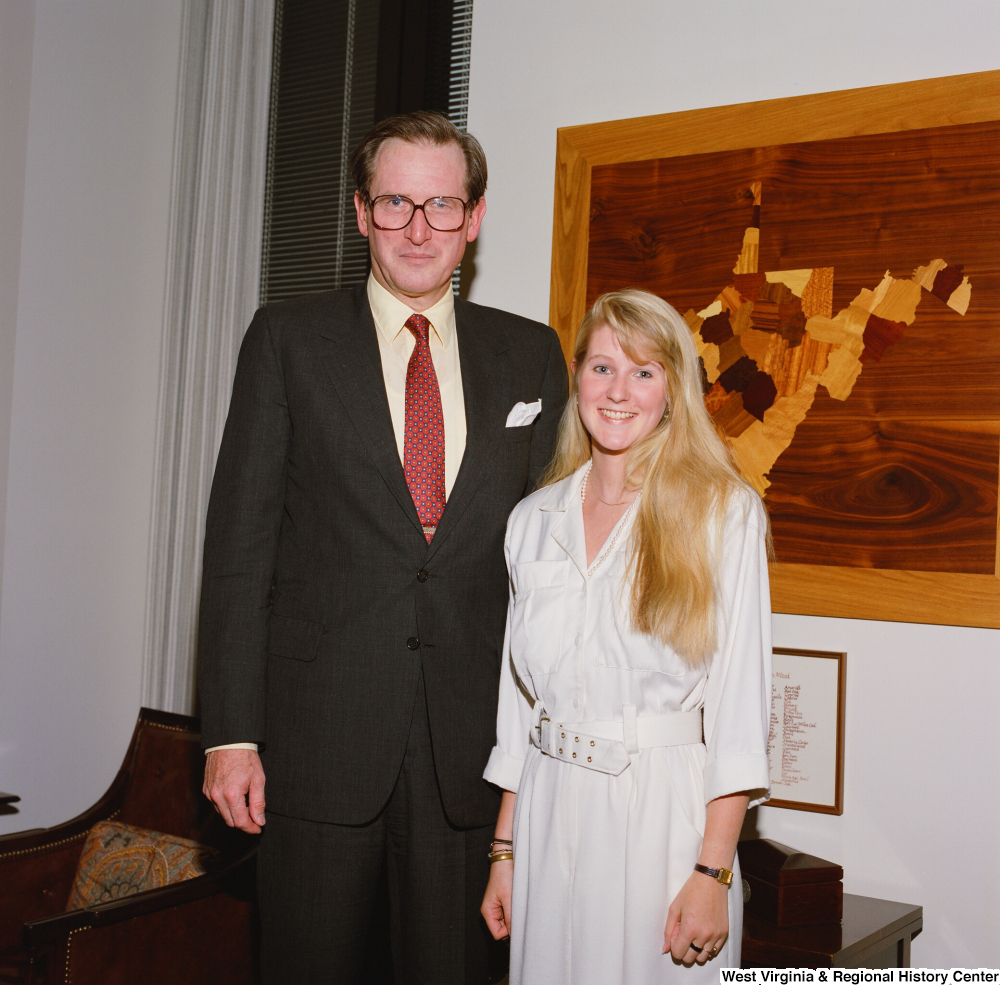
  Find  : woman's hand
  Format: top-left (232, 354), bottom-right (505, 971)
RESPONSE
top-left (482, 789), bottom-right (517, 940)
top-left (481, 859), bottom-right (514, 940)
top-left (663, 791), bottom-right (750, 963)
top-left (663, 870), bottom-right (730, 963)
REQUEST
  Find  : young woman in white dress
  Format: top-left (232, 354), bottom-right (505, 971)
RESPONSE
top-left (480, 290), bottom-right (772, 983)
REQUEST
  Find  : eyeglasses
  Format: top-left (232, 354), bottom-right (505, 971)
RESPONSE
top-left (368, 195), bottom-right (471, 231)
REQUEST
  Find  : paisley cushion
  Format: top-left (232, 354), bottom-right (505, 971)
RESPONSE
top-left (66, 820), bottom-right (218, 911)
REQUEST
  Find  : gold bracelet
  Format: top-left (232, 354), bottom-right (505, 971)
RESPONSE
top-left (488, 850), bottom-right (514, 863)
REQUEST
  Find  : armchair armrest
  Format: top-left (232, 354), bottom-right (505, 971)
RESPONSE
top-left (19, 843), bottom-right (258, 985)
top-left (23, 842), bottom-right (258, 948)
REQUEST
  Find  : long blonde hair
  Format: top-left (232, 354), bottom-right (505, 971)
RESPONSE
top-left (541, 289), bottom-right (762, 666)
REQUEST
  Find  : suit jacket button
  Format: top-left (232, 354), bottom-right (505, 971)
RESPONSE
top-left (417, 569), bottom-right (429, 582)
top-left (407, 637), bottom-right (420, 650)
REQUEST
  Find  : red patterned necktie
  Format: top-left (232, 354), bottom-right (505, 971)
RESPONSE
top-left (403, 313), bottom-right (445, 542)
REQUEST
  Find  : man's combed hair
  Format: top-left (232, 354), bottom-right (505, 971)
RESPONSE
top-left (540, 289), bottom-right (766, 666)
top-left (349, 111), bottom-right (488, 204)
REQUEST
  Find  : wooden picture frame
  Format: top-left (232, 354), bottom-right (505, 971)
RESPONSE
top-left (766, 647), bottom-right (846, 815)
top-left (548, 71), bottom-right (1000, 628)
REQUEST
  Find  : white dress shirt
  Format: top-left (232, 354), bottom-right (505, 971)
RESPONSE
top-left (207, 274), bottom-right (468, 754)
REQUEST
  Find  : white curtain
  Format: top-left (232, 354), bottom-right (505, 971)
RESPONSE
top-left (142, 0), bottom-right (276, 715)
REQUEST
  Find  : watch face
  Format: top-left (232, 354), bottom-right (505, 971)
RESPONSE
top-left (696, 863), bottom-right (734, 886)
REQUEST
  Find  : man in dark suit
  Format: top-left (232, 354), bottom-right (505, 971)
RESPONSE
top-left (198, 112), bottom-right (567, 984)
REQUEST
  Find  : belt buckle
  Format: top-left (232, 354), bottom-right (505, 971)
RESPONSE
top-left (535, 715), bottom-right (550, 746)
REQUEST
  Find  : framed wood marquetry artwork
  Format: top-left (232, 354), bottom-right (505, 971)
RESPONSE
top-left (766, 648), bottom-right (846, 815)
top-left (549, 71), bottom-right (1000, 627)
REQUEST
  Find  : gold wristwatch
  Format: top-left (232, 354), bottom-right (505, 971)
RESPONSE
top-left (693, 863), bottom-right (734, 887)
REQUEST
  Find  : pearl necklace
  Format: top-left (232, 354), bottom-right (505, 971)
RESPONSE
top-left (580, 463), bottom-right (640, 574)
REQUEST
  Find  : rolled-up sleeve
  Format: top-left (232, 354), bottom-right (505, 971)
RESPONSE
top-left (702, 492), bottom-right (772, 808)
top-left (483, 523), bottom-right (535, 793)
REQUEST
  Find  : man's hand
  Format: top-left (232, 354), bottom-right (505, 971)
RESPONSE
top-left (203, 749), bottom-right (266, 834)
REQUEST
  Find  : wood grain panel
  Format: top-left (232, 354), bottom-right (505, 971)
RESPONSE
top-left (769, 564), bottom-right (1000, 629)
top-left (551, 133), bottom-right (592, 359)
top-left (550, 71), bottom-right (1000, 627)
top-left (766, 419), bottom-right (999, 573)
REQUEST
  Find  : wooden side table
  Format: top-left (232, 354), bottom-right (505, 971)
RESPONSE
top-left (743, 893), bottom-right (923, 968)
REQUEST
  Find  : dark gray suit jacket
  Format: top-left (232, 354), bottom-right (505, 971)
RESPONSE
top-left (198, 283), bottom-right (567, 829)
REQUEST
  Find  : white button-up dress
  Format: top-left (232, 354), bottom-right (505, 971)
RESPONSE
top-left (483, 462), bottom-right (772, 984)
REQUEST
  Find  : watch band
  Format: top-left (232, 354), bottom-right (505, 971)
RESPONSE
top-left (694, 863), bottom-right (734, 886)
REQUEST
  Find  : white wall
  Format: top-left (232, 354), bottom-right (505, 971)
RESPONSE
top-left (467, 0), bottom-right (1000, 968)
top-left (0, 1), bottom-right (36, 621)
top-left (0, 1), bottom-right (185, 833)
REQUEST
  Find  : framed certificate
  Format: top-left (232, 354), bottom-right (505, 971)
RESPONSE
top-left (766, 648), bottom-right (846, 814)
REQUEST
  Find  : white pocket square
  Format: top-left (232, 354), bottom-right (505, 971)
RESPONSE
top-left (506, 399), bottom-right (542, 427)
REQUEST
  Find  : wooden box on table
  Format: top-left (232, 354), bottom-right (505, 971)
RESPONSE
top-left (739, 839), bottom-right (843, 928)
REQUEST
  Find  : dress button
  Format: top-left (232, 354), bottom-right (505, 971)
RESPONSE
top-left (574, 634), bottom-right (582, 647)
top-left (572, 698), bottom-right (580, 710)
top-left (417, 569), bottom-right (429, 582)
top-left (406, 637), bottom-right (420, 650)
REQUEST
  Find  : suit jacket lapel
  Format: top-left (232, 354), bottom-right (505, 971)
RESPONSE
top-left (424, 304), bottom-right (509, 561)
top-left (318, 284), bottom-right (424, 538)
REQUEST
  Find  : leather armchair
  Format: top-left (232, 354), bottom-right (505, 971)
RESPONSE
top-left (0, 708), bottom-right (258, 985)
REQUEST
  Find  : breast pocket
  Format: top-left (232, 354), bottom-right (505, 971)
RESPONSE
top-left (592, 573), bottom-right (689, 676)
top-left (510, 560), bottom-right (570, 677)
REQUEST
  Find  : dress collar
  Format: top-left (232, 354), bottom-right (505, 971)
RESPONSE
top-left (536, 460), bottom-right (590, 512)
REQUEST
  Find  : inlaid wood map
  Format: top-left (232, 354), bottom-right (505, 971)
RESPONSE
top-left (685, 182), bottom-right (971, 499)
top-left (550, 72), bottom-right (1000, 626)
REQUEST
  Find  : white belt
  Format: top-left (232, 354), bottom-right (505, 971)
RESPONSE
top-left (531, 704), bottom-right (702, 776)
